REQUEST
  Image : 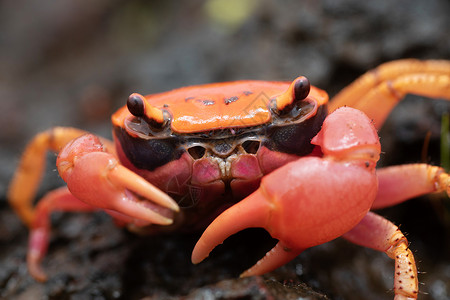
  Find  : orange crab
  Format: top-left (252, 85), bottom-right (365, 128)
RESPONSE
top-left (9, 59), bottom-right (450, 299)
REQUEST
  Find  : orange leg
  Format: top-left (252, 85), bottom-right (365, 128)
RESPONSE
top-left (329, 59), bottom-right (450, 129)
top-left (373, 164), bottom-right (450, 209)
top-left (28, 186), bottom-right (97, 282)
top-left (8, 127), bottom-right (114, 226)
top-left (343, 212), bottom-right (418, 300)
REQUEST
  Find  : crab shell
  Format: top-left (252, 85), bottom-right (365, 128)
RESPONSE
top-left (110, 79), bottom-right (328, 229)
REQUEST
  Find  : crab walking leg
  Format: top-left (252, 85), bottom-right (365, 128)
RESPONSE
top-left (331, 59), bottom-right (450, 108)
top-left (344, 73), bottom-right (449, 129)
top-left (372, 164), bottom-right (450, 209)
top-left (192, 107), bottom-right (381, 277)
top-left (9, 127), bottom-right (88, 225)
top-left (8, 127), bottom-right (113, 226)
top-left (329, 59), bottom-right (450, 129)
top-left (27, 187), bottom-right (97, 282)
top-left (57, 134), bottom-right (179, 224)
top-left (343, 212), bottom-right (418, 300)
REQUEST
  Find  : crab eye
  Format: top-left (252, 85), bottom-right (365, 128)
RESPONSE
top-left (127, 93), bottom-right (145, 117)
top-left (293, 76), bottom-right (310, 103)
top-left (127, 93), bottom-right (168, 129)
top-left (272, 76), bottom-right (311, 115)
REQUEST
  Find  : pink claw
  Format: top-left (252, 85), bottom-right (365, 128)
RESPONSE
top-left (57, 134), bottom-right (179, 225)
top-left (192, 107), bottom-right (381, 276)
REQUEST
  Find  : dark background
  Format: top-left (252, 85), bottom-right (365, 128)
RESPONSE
top-left (1, 1), bottom-right (449, 299)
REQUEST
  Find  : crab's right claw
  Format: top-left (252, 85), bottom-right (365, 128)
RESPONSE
top-left (57, 134), bottom-right (179, 225)
top-left (191, 188), bottom-right (305, 276)
top-left (192, 158), bottom-right (378, 276)
top-left (192, 107), bottom-right (380, 277)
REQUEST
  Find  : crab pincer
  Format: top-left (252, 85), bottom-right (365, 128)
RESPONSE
top-left (26, 134), bottom-right (180, 281)
top-left (192, 107), bottom-right (381, 277)
top-left (57, 134), bottom-right (179, 224)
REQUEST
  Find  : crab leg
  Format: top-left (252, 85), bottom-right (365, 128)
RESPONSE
top-left (192, 107), bottom-right (381, 277)
top-left (373, 164), bottom-right (450, 209)
top-left (329, 59), bottom-right (450, 129)
top-left (57, 134), bottom-right (179, 224)
top-left (9, 127), bottom-right (180, 281)
top-left (342, 212), bottom-right (418, 300)
top-left (8, 127), bottom-right (98, 226)
top-left (27, 186), bottom-right (97, 282)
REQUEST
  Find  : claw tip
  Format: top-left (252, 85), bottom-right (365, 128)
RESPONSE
top-left (191, 252), bottom-right (206, 265)
top-left (159, 216), bottom-right (174, 225)
top-left (170, 200), bottom-right (180, 212)
top-left (191, 239), bottom-right (210, 264)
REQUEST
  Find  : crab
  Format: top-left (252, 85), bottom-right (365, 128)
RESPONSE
top-left (8, 59), bottom-right (450, 299)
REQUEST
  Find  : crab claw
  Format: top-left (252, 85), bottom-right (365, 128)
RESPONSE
top-left (57, 134), bottom-right (179, 225)
top-left (191, 187), bottom-right (304, 276)
top-left (192, 107), bottom-right (380, 277)
top-left (191, 156), bottom-right (378, 276)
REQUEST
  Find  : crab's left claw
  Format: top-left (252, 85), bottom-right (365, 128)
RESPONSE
top-left (192, 107), bottom-right (381, 277)
top-left (57, 134), bottom-right (179, 225)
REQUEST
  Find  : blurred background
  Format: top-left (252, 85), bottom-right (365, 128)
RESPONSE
top-left (0, 0), bottom-right (449, 299)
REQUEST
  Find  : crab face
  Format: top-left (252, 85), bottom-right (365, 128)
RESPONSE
top-left (111, 78), bottom-right (328, 227)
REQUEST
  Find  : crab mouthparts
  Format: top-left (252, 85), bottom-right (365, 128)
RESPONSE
top-left (188, 137), bottom-right (263, 188)
top-left (208, 154), bottom-right (238, 180)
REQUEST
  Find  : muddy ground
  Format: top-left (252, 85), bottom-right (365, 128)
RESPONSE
top-left (1, 1), bottom-right (450, 299)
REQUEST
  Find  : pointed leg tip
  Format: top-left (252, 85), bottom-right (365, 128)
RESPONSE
top-left (27, 252), bottom-right (48, 282)
top-left (32, 269), bottom-right (48, 283)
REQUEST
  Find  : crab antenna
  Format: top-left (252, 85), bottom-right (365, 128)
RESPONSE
top-left (127, 93), bottom-right (166, 127)
top-left (273, 76), bottom-right (310, 114)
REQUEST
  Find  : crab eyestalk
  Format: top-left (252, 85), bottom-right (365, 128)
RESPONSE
top-left (127, 93), bottom-right (167, 128)
top-left (272, 76), bottom-right (311, 115)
